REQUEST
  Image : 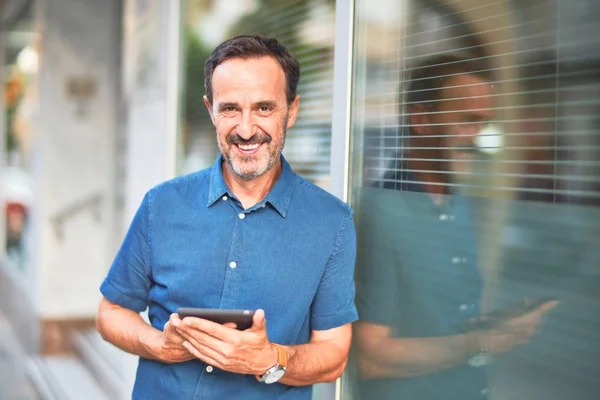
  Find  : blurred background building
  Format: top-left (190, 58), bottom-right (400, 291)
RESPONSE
top-left (0, 0), bottom-right (598, 399)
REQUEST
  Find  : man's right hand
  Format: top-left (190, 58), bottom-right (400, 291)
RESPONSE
top-left (140, 313), bottom-right (195, 363)
top-left (467, 300), bottom-right (558, 354)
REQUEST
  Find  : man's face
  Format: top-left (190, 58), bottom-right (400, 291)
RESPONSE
top-left (436, 74), bottom-right (495, 173)
top-left (413, 74), bottom-right (495, 175)
top-left (204, 56), bottom-right (299, 181)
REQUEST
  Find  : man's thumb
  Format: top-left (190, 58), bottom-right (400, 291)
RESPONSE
top-left (251, 309), bottom-right (266, 331)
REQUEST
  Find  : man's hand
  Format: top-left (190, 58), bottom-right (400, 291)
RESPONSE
top-left (175, 309), bottom-right (278, 375)
top-left (139, 313), bottom-right (195, 363)
top-left (468, 300), bottom-right (558, 354)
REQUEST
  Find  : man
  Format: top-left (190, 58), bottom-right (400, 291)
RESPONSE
top-left (354, 55), bottom-right (557, 399)
top-left (96, 35), bottom-right (357, 400)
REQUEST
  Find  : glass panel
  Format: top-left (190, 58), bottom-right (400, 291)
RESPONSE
top-left (1, 1), bottom-right (37, 270)
top-left (347, 1), bottom-right (600, 399)
top-left (178, 0), bottom-right (336, 189)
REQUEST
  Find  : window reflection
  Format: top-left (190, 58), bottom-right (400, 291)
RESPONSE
top-left (348, 1), bottom-right (600, 400)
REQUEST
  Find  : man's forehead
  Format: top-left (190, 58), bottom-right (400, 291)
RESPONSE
top-left (212, 56), bottom-right (286, 95)
top-left (441, 74), bottom-right (493, 100)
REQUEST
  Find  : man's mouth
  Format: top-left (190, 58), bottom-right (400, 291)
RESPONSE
top-left (236, 143), bottom-right (262, 155)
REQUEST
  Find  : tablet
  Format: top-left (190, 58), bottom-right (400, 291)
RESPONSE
top-left (177, 308), bottom-right (255, 330)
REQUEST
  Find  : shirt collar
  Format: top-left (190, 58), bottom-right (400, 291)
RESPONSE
top-left (207, 154), bottom-right (296, 218)
top-left (207, 155), bottom-right (230, 207)
top-left (264, 156), bottom-right (296, 217)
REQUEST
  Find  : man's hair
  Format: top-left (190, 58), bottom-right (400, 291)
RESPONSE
top-left (204, 35), bottom-right (300, 105)
top-left (406, 54), bottom-right (494, 107)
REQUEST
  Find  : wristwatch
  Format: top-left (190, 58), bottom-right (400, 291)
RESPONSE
top-left (465, 331), bottom-right (494, 368)
top-left (257, 343), bottom-right (287, 384)
top-left (467, 351), bottom-right (493, 368)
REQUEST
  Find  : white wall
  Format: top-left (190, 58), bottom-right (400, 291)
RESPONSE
top-left (36, 0), bottom-right (122, 318)
top-left (122, 0), bottom-right (179, 225)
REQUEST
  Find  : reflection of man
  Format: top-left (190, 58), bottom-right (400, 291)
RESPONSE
top-left (354, 55), bottom-right (557, 400)
top-left (96, 36), bottom-right (357, 399)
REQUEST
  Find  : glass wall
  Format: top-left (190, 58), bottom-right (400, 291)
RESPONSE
top-left (178, 0), bottom-right (336, 189)
top-left (347, 0), bottom-right (600, 399)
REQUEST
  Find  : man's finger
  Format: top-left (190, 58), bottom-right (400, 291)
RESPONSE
top-left (170, 313), bottom-right (182, 329)
top-left (537, 300), bottom-right (559, 313)
top-left (177, 326), bottom-right (231, 356)
top-left (182, 341), bottom-right (222, 368)
top-left (529, 300), bottom-right (559, 318)
top-left (512, 300), bottom-right (559, 327)
top-left (181, 317), bottom-right (236, 341)
top-left (250, 309), bottom-right (266, 332)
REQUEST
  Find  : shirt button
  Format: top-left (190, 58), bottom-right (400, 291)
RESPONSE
top-left (238, 213), bottom-right (245, 220)
top-left (229, 261), bottom-right (237, 269)
top-left (262, 204), bottom-right (266, 208)
top-left (481, 388), bottom-right (490, 396)
top-left (452, 257), bottom-right (461, 264)
top-left (206, 365), bottom-right (213, 373)
top-left (222, 196), bottom-right (228, 201)
top-left (439, 214), bottom-right (449, 221)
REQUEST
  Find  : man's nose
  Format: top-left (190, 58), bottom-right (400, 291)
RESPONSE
top-left (237, 111), bottom-right (256, 139)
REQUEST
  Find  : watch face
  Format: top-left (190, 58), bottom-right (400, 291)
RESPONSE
top-left (468, 353), bottom-right (492, 368)
top-left (264, 367), bottom-right (286, 384)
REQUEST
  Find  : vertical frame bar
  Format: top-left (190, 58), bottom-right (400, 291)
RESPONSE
top-left (329, 1), bottom-right (355, 400)
top-left (329, 0), bottom-right (355, 204)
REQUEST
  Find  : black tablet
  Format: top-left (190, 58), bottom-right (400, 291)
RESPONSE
top-left (177, 308), bottom-right (255, 330)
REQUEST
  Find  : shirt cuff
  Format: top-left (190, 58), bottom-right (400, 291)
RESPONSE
top-left (100, 279), bottom-right (147, 312)
top-left (311, 307), bottom-right (359, 331)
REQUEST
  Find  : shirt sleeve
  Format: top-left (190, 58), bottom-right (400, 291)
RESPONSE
top-left (310, 209), bottom-right (359, 331)
top-left (100, 191), bottom-right (153, 312)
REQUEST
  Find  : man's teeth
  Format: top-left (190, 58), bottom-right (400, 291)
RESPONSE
top-left (238, 144), bottom-right (260, 150)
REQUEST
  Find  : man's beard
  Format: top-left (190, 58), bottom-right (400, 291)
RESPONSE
top-left (220, 127), bottom-right (287, 181)
top-left (445, 144), bottom-right (480, 185)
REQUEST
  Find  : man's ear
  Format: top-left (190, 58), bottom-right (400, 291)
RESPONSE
top-left (286, 95), bottom-right (301, 129)
top-left (409, 103), bottom-right (433, 136)
top-left (203, 95), bottom-right (216, 125)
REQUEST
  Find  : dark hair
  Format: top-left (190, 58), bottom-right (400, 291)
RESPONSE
top-left (204, 35), bottom-right (300, 105)
top-left (406, 54), bottom-right (494, 107)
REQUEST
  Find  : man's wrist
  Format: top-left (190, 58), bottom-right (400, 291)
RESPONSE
top-left (465, 330), bottom-right (491, 354)
top-left (464, 331), bottom-right (480, 355)
top-left (258, 343), bottom-right (279, 375)
top-left (138, 328), bottom-right (163, 361)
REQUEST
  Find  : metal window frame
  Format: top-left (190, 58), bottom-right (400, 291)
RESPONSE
top-left (329, 0), bottom-right (355, 398)
top-left (329, 0), bottom-right (356, 205)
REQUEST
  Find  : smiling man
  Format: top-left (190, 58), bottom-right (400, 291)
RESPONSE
top-left (95, 35), bottom-right (358, 400)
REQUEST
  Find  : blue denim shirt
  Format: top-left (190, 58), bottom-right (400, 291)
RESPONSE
top-left (100, 155), bottom-right (358, 400)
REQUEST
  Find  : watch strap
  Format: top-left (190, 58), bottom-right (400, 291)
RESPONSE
top-left (256, 343), bottom-right (287, 381)
top-left (273, 343), bottom-right (287, 368)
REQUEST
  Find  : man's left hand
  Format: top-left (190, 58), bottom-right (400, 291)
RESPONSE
top-left (176, 309), bottom-right (278, 375)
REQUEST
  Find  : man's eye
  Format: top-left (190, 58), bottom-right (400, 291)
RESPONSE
top-left (223, 107), bottom-right (236, 113)
top-left (259, 106), bottom-right (272, 113)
